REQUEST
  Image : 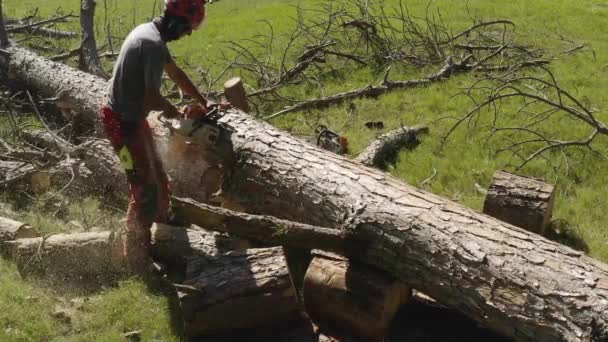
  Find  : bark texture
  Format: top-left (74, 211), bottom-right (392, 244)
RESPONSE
top-left (483, 170), bottom-right (555, 235)
top-left (5, 230), bottom-right (126, 281)
top-left (303, 250), bottom-right (411, 341)
top-left (2, 46), bottom-right (107, 134)
top-left (0, 217), bottom-right (38, 253)
top-left (354, 125), bottom-right (428, 169)
top-left (79, 0), bottom-right (107, 79)
top-left (151, 223), bottom-right (300, 335)
top-left (2, 46), bottom-right (608, 341)
top-left (0, 0), bottom-right (9, 47)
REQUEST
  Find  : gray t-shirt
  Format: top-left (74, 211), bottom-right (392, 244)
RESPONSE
top-left (107, 22), bottom-right (171, 122)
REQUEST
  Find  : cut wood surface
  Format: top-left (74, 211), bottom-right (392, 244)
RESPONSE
top-left (2, 46), bottom-right (608, 341)
top-left (303, 250), bottom-right (411, 341)
top-left (483, 170), bottom-right (555, 235)
top-left (354, 125), bottom-right (428, 169)
top-left (223, 77), bottom-right (249, 112)
top-left (151, 223), bottom-right (300, 335)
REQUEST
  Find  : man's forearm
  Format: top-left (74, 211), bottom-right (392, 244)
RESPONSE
top-left (171, 66), bottom-right (207, 106)
top-left (144, 90), bottom-right (179, 117)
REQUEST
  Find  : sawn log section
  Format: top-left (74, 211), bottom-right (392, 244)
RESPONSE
top-left (2, 45), bottom-right (608, 341)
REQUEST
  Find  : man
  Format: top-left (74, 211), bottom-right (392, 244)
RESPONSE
top-left (101, 0), bottom-right (208, 273)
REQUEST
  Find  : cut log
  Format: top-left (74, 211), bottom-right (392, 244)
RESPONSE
top-left (303, 250), bottom-right (411, 342)
top-left (2, 46), bottom-right (608, 342)
top-left (354, 125), bottom-right (429, 169)
top-left (151, 223), bottom-right (300, 335)
top-left (483, 170), bottom-right (555, 235)
top-left (78, 0), bottom-right (107, 79)
top-left (0, 217), bottom-right (38, 252)
top-left (224, 77), bottom-right (250, 112)
top-left (5, 230), bottom-right (127, 282)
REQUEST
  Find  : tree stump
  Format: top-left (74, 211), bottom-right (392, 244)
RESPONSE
top-left (483, 170), bottom-right (555, 235)
top-left (151, 223), bottom-right (300, 335)
top-left (303, 250), bottom-right (411, 342)
top-left (224, 77), bottom-right (250, 113)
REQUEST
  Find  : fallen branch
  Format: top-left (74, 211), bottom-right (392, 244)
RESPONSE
top-left (354, 125), bottom-right (429, 168)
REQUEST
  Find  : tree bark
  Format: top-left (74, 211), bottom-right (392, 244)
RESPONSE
top-left (354, 125), bottom-right (429, 169)
top-left (483, 170), bottom-right (555, 235)
top-left (303, 250), bottom-right (411, 342)
top-left (79, 0), bottom-right (107, 79)
top-left (5, 230), bottom-right (127, 282)
top-left (0, 217), bottom-right (38, 254)
top-left (0, 0), bottom-right (9, 48)
top-left (2, 46), bottom-right (608, 341)
top-left (1, 46), bottom-right (107, 135)
top-left (151, 223), bottom-right (300, 335)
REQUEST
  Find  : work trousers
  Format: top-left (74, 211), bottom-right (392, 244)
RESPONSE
top-left (100, 106), bottom-right (170, 251)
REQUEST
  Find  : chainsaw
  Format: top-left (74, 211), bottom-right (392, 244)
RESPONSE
top-left (315, 125), bottom-right (349, 155)
top-left (160, 104), bottom-right (227, 146)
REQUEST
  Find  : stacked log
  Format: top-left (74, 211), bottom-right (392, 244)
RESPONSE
top-left (303, 250), bottom-right (411, 341)
top-left (152, 223), bottom-right (301, 335)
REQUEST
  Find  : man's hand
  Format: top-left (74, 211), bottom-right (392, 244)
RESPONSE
top-left (162, 102), bottom-right (182, 119)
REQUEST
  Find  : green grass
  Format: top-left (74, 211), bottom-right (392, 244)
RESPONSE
top-left (2, 0), bottom-right (608, 340)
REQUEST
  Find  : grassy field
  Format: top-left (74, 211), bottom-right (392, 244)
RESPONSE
top-left (2, 0), bottom-right (608, 340)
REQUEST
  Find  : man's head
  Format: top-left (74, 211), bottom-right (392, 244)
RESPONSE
top-left (161, 0), bottom-right (206, 41)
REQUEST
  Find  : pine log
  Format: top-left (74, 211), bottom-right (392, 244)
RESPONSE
top-left (303, 250), bottom-right (411, 342)
top-left (0, 217), bottom-right (38, 254)
top-left (2, 46), bottom-right (608, 342)
top-left (224, 77), bottom-right (250, 112)
top-left (5, 230), bottom-right (127, 281)
top-left (483, 170), bottom-right (555, 235)
top-left (354, 125), bottom-right (429, 169)
top-left (151, 223), bottom-right (300, 335)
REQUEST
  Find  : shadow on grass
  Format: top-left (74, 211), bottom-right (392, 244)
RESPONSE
top-left (545, 219), bottom-right (589, 253)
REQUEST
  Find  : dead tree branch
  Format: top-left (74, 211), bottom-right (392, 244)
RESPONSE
top-left (442, 66), bottom-right (607, 170)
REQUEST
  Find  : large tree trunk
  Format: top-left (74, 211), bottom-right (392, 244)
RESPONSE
top-left (79, 0), bottom-right (107, 79)
top-left (1, 46), bottom-right (608, 342)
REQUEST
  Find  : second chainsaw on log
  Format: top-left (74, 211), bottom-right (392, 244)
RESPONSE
top-left (315, 125), bottom-right (349, 155)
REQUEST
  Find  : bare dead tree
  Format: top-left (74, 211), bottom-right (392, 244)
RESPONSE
top-left (442, 65), bottom-right (607, 170)
top-left (0, 0), bottom-right (9, 47)
top-left (79, 0), bottom-right (108, 79)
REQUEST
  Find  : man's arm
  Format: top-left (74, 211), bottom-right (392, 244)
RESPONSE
top-left (165, 60), bottom-right (208, 108)
top-left (143, 87), bottom-right (181, 118)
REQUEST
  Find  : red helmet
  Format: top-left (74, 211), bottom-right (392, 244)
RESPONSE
top-left (164, 0), bottom-right (206, 30)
